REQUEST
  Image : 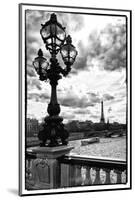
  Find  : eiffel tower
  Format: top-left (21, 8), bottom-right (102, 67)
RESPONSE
top-left (100, 100), bottom-right (105, 123)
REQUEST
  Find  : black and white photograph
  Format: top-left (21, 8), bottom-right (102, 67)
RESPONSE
top-left (19, 3), bottom-right (131, 196)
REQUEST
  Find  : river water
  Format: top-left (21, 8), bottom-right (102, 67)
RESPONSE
top-left (69, 136), bottom-right (126, 160)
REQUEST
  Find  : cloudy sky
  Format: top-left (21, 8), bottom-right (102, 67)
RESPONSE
top-left (26, 10), bottom-right (126, 124)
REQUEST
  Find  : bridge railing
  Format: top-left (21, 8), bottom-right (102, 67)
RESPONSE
top-left (59, 154), bottom-right (127, 187)
top-left (26, 151), bottom-right (127, 190)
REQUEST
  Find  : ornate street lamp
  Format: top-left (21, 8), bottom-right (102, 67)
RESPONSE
top-left (61, 35), bottom-right (78, 75)
top-left (33, 49), bottom-right (49, 81)
top-left (33, 13), bottom-right (78, 147)
top-left (40, 13), bottom-right (66, 55)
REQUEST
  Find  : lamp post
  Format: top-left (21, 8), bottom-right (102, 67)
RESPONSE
top-left (33, 13), bottom-right (78, 147)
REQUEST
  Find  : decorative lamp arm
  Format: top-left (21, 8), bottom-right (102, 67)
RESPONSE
top-left (60, 66), bottom-right (71, 77)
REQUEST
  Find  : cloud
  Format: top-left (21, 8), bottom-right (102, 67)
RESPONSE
top-left (59, 91), bottom-right (114, 110)
top-left (103, 93), bottom-right (114, 101)
top-left (57, 12), bottom-right (84, 33)
top-left (116, 106), bottom-right (126, 113)
top-left (27, 92), bottom-right (50, 102)
top-left (74, 108), bottom-right (91, 115)
top-left (59, 94), bottom-right (94, 108)
top-left (61, 111), bottom-right (76, 120)
top-left (27, 65), bottom-right (36, 77)
top-left (87, 92), bottom-right (100, 104)
top-left (72, 40), bottom-right (90, 73)
top-left (72, 21), bottom-right (126, 74)
top-left (90, 114), bottom-right (100, 119)
top-left (88, 23), bottom-right (126, 71)
top-left (26, 10), bottom-right (50, 30)
top-left (39, 93), bottom-right (50, 102)
top-left (27, 77), bottom-right (42, 91)
top-left (27, 93), bottom-right (39, 101)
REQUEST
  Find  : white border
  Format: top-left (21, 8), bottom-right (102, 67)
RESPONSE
top-left (19, 4), bottom-right (131, 196)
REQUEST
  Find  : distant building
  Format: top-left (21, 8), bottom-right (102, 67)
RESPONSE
top-left (106, 118), bottom-right (110, 130)
top-left (27, 118), bottom-right (39, 137)
top-left (100, 100), bottom-right (105, 123)
top-left (78, 121), bottom-right (93, 131)
top-left (65, 120), bottom-right (80, 132)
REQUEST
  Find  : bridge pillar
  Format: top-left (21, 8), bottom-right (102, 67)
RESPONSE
top-left (27, 146), bottom-right (73, 189)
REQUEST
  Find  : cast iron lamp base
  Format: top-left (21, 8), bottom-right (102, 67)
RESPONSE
top-left (38, 115), bottom-right (69, 147)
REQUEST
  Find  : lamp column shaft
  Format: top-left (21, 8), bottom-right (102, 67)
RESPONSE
top-left (47, 80), bottom-right (60, 116)
top-left (47, 57), bottom-right (61, 116)
top-left (50, 53), bottom-right (58, 105)
top-left (50, 83), bottom-right (57, 105)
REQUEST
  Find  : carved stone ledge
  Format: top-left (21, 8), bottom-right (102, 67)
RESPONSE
top-left (27, 146), bottom-right (74, 159)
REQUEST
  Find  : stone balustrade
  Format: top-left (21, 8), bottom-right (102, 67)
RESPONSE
top-left (59, 154), bottom-right (127, 187)
top-left (25, 150), bottom-right (127, 190)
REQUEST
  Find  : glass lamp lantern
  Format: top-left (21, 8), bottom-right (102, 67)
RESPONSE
top-left (40, 13), bottom-right (66, 54)
top-left (60, 35), bottom-right (78, 67)
top-left (33, 49), bottom-right (49, 81)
